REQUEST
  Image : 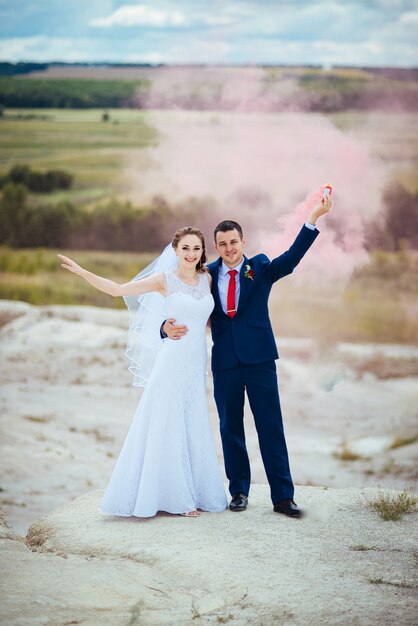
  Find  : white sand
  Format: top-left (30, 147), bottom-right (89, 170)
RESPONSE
top-left (1, 485), bottom-right (417, 625)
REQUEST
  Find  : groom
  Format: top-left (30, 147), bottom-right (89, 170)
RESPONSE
top-left (162, 197), bottom-right (332, 517)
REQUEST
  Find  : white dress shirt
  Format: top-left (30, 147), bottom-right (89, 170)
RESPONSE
top-left (217, 223), bottom-right (316, 315)
top-left (218, 258), bottom-right (244, 315)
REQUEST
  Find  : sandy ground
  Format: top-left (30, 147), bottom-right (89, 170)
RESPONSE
top-left (1, 485), bottom-right (417, 625)
top-left (0, 300), bottom-right (417, 538)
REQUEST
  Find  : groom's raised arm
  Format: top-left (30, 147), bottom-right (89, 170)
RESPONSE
top-left (266, 223), bottom-right (319, 283)
top-left (266, 195), bottom-right (332, 283)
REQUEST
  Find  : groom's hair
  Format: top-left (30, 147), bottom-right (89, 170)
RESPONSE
top-left (214, 220), bottom-right (243, 241)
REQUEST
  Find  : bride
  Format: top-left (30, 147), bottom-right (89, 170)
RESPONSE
top-left (58, 226), bottom-right (227, 518)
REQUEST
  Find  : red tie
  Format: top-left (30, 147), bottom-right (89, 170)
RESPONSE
top-left (227, 270), bottom-right (238, 318)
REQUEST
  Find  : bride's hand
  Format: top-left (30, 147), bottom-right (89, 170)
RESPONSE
top-left (57, 254), bottom-right (84, 276)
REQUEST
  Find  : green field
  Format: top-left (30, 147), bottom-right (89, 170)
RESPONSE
top-left (0, 246), bottom-right (154, 309)
top-left (0, 109), bottom-right (157, 206)
top-left (1, 245), bottom-right (417, 344)
top-left (2, 108), bottom-right (417, 205)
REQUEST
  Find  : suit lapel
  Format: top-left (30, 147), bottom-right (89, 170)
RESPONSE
top-left (209, 260), bottom-right (228, 318)
top-left (236, 256), bottom-right (254, 316)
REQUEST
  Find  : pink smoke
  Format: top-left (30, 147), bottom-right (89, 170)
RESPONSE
top-left (263, 184), bottom-right (369, 286)
top-left (126, 110), bottom-right (383, 286)
top-left (260, 128), bottom-right (381, 284)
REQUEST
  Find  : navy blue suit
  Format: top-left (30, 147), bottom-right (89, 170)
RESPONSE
top-left (207, 224), bottom-right (319, 504)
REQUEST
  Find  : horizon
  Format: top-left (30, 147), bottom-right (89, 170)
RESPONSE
top-left (2, 60), bottom-right (418, 70)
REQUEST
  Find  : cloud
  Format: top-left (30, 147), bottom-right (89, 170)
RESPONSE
top-left (0, 0), bottom-right (417, 66)
top-left (0, 35), bottom-right (105, 63)
top-left (90, 3), bottom-right (239, 30)
top-left (91, 5), bottom-right (187, 29)
top-left (399, 10), bottom-right (418, 27)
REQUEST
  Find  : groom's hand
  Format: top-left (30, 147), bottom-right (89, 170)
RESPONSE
top-left (307, 195), bottom-right (333, 226)
top-left (163, 318), bottom-right (188, 340)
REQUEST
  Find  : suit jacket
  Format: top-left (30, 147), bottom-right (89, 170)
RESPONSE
top-left (207, 224), bottom-right (319, 372)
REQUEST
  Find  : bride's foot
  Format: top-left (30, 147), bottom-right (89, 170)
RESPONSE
top-left (180, 510), bottom-right (200, 517)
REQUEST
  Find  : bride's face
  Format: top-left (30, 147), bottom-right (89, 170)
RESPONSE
top-left (175, 234), bottom-right (203, 270)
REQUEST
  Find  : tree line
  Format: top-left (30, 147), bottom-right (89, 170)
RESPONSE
top-left (0, 183), bottom-right (205, 251)
top-left (1, 73), bottom-right (417, 112)
top-left (0, 78), bottom-right (149, 109)
top-left (298, 73), bottom-right (418, 112)
top-left (0, 62), bottom-right (49, 76)
top-left (0, 164), bottom-right (73, 193)
top-left (0, 176), bottom-right (417, 252)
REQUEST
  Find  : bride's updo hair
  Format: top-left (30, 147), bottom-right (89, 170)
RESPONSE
top-left (172, 226), bottom-right (207, 273)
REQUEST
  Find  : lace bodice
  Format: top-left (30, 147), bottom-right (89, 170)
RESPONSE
top-left (165, 271), bottom-right (211, 300)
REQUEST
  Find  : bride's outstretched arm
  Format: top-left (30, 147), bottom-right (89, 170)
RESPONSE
top-left (57, 254), bottom-right (166, 297)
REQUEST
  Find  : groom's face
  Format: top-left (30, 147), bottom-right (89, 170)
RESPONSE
top-left (215, 229), bottom-right (246, 268)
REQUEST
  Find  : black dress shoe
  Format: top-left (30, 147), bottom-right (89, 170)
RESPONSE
top-left (273, 499), bottom-right (303, 518)
top-left (229, 493), bottom-right (248, 512)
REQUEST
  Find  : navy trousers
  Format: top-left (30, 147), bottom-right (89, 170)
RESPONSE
top-left (213, 361), bottom-right (294, 504)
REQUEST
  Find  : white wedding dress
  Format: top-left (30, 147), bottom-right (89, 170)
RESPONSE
top-left (100, 271), bottom-right (228, 517)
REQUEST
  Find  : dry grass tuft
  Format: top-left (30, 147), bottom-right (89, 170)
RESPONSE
top-left (389, 434), bottom-right (418, 450)
top-left (23, 415), bottom-right (51, 423)
top-left (365, 489), bottom-right (418, 521)
top-left (368, 577), bottom-right (417, 589)
top-left (333, 443), bottom-right (368, 462)
top-left (191, 599), bottom-right (201, 620)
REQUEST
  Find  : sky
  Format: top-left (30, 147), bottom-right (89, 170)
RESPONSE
top-left (1, 0), bottom-right (417, 67)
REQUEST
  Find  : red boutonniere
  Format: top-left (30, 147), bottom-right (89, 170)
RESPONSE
top-left (244, 264), bottom-right (254, 280)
